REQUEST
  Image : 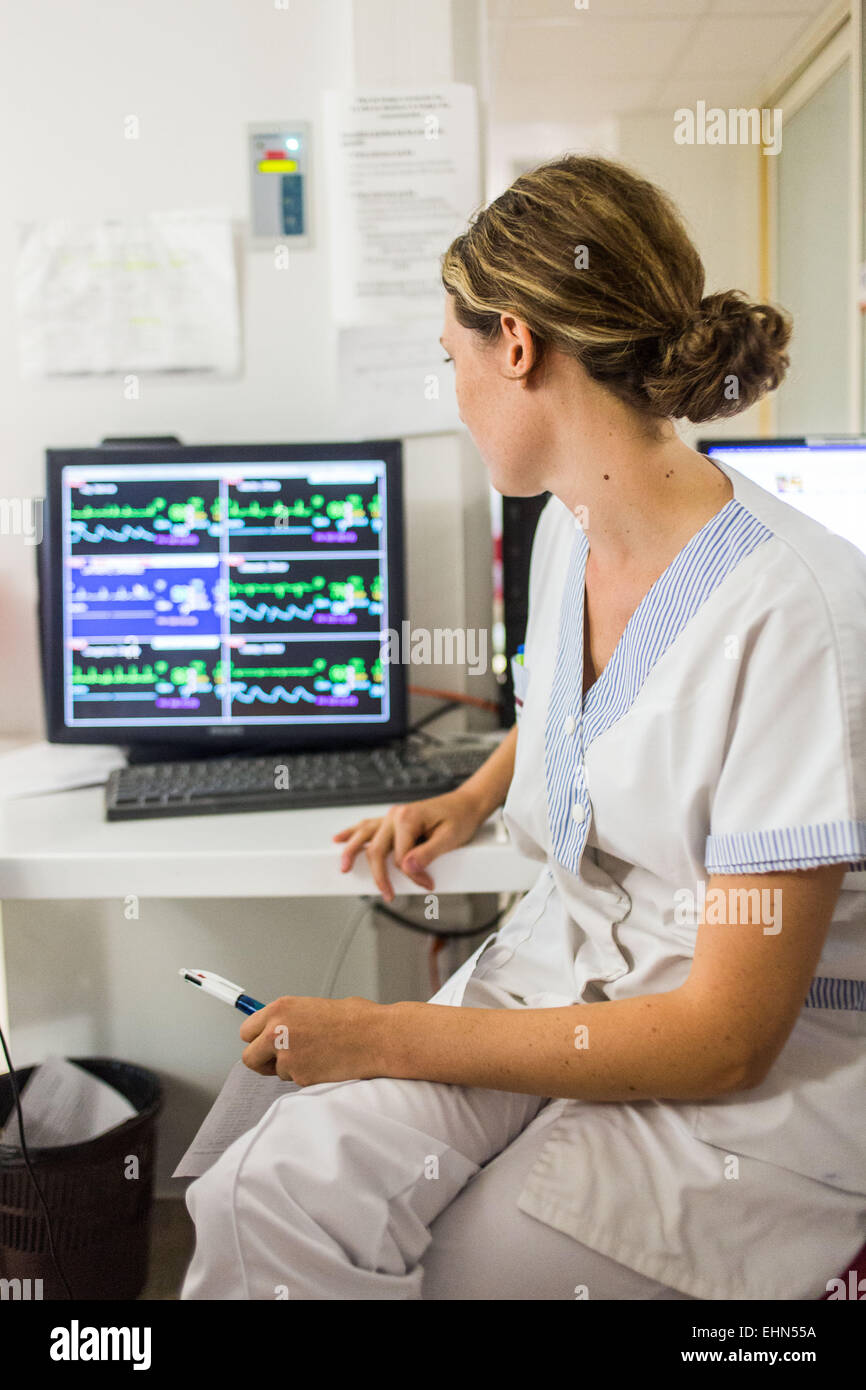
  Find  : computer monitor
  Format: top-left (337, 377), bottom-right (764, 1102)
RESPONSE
top-left (39, 440), bottom-right (406, 751)
top-left (492, 491), bottom-right (550, 726)
top-left (699, 436), bottom-right (866, 556)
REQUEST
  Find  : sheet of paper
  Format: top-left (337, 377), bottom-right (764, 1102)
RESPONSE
top-left (324, 84), bottom-right (480, 324)
top-left (1, 1056), bottom-right (137, 1149)
top-left (337, 318), bottom-right (461, 436)
top-left (173, 1061), bottom-right (301, 1179)
top-left (16, 210), bottom-right (241, 376)
top-left (0, 741), bottom-right (125, 799)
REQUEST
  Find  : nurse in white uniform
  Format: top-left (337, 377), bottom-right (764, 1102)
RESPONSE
top-left (182, 154), bottom-right (866, 1301)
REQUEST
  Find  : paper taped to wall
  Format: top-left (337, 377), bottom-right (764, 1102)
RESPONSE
top-left (324, 84), bottom-right (481, 324)
top-left (15, 210), bottom-right (241, 377)
top-left (337, 318), bottom-right (461, 436)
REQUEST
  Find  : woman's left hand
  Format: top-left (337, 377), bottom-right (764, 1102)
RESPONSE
top-left (239, 995), bottom-right (389, 1086)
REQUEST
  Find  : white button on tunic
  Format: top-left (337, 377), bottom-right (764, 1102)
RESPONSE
top-left (450, 458), bottom-right (866, 1300)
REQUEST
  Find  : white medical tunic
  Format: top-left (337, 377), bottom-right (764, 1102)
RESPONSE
top-left (441, 456), bottom-right (866, 1300)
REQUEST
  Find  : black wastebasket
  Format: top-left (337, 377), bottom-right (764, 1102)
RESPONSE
top-left (0, 1056), bottom-right (162, 1300)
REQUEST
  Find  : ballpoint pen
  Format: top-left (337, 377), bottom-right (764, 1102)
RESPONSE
top-left (179, 969), bottom-right (265, 1016)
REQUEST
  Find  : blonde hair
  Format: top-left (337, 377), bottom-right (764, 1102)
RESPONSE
top-left (441, 154), bottom-right (791, 425)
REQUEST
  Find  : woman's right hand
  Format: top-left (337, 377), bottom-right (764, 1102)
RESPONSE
top-left (332, 787), bottom-right (485, 903)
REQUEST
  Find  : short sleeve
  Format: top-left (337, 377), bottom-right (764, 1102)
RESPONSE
top-left (705, 558), bottom-right (866, 875)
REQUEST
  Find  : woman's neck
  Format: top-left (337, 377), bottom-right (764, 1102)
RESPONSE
top-left (544, 419), bottom-right (733, 581)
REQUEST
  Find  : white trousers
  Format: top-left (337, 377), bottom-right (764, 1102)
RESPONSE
top-left (181, 970), bottom-right (696, 1301)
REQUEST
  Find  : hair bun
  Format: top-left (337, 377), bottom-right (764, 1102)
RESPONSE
top-left (643, 289), bottom-right (792, 423)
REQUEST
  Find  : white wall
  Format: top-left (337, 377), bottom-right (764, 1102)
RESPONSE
top-left (616, 113), bottom-right (764, 445)
top-left (775, 56), bottom-right (853, 433)
top-left (486, 118), bottom-right (620, 199)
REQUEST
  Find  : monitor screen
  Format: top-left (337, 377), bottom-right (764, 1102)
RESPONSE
top-left (39, 441), bottom-right (406, 748)
top-left (699, 436), bottom-right (866, 556)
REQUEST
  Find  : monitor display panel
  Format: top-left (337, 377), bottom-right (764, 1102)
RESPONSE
top-left (39, 441), bottom-right (406, 749)
top-left (699, 436), bottom-right (866, 556)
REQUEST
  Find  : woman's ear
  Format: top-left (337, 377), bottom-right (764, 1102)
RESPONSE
top-left (499, 313), bottom-right (537, 379)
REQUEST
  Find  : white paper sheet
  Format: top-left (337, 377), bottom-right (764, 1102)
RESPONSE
top-left (324, 85), bottom-right (480, 324)
top-left (1, 1056), bottom-right (137, 1149)
top-left (173, 1061), bottom-right (300, 1179)
top-left (337, 318), bottom-right (461, 436)
top-left (0, 741), bottom-right (125, 800)
top-left (16, 210), bottom-right (241, 376)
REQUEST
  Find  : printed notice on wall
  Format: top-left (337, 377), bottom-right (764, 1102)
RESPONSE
top-left (323, 85), bottom-right (480, 324)
top-left (15, 210), bottom-right (241, 377)
top-left (337, 319), bottom-right (461, 437)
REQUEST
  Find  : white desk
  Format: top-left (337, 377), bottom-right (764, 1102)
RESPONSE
top-left (0, 786), bottom-right (539, 1036)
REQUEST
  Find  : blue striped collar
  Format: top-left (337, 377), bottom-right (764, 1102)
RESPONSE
top-left (582, 498), bottom-right (771, 742)
top-left (545, 497), bottom-right (773, 876)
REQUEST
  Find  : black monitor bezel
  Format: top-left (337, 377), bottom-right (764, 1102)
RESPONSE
top-left (38, 440), bottom-right (406, 752)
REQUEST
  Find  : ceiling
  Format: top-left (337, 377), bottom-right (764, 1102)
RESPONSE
top-left (486, 0), bottom-right (836, 122)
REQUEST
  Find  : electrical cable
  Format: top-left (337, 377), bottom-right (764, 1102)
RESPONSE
top-left (321, 899), bottom-right (371, 997)
top-left (0, 1023), bottom-right (73, 1299)
top-left (368, 892), bottom-right (519, 940)
top-left (407, 700), bottom-right (463, 733)
top-left (408, 684), bottom-right (500, 714)
top-left (428, 936), bottom-right (448, 995)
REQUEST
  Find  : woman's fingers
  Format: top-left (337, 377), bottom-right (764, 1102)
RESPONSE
top-left (401, 822), bottom-right (456, 879)
top-left (335, 818), bottom-right (382, 872)
top-left (364, 818), bottom-right (397, 901)
top-left (334, 798), bottom-right (465, 898)
top-left (391, 805), bottom-right (436, 889)
top-left (390, 806), bottom-right (418, 857)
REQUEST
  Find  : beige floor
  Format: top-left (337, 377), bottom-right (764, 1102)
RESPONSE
top-left (139, 1198), bottom-right (196, 1300)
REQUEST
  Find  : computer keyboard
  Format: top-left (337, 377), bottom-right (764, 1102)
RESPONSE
top-left (104, 738), bottom-right (494, 821)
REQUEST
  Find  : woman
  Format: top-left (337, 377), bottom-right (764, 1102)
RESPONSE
top-left (182, 156), bottom-right (866, 1300)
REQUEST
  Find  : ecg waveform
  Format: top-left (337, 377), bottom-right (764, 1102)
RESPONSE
top-left (68, 564), bottom-right (220, 638)
top-left (228, 644), bottom-right (385, 719)
top-left (72, 657), bottom-right (219, 690)
top-left (69, 482), bottom-right (221, 555)
top-left (70, 497), bottom-right (214, 522)
top-left (70, 523), bottom-right (196, 546)
top-left (224, 490), bottom-right (380, 525)
top-left (224, 482), bottom-right (383, 553)
top-left (71, 499), bottom-right (214, 543)
top-left (227, 565), bottom-right (383, 633)
top-left (68, 643), bottom-right (223, 721)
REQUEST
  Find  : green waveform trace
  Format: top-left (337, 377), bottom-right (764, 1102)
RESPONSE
top-left (72, 658), bottom-right (217, 687)
top-left (70, 496), bottom-right (213, 523)
top-left (229, 575), bottom-right (375, 602)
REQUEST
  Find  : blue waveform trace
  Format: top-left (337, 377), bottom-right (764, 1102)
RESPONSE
top-left (70, 521), bottom-right (205, 545)
top-left (228, 598), bottom-right (370, 625)
top-left (71, 523), bottom-right (159, 544)
top-left (228, 684), bottom-right (318, 706)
